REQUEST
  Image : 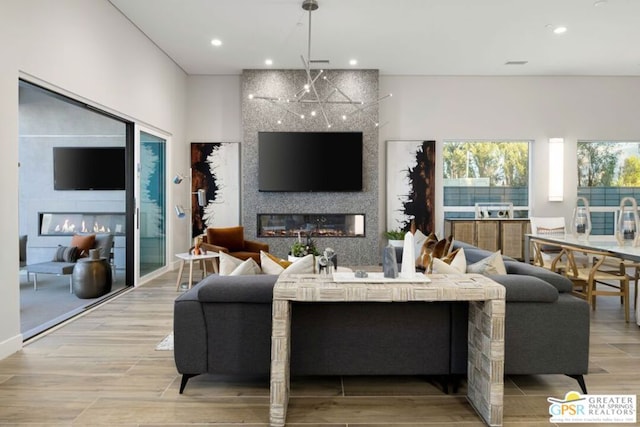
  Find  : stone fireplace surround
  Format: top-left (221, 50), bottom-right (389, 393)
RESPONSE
top-left (242, 69), bottom-right (380, 266)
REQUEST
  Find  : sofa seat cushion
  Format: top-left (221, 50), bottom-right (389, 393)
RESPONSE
top-left (452, 241), bottom-right (516, 263)
top-left (197, 274), bottom-right (277, 303)
top-left (26, 261), bottom-right (75, 275)
top-left (488, 274), bottom-right (559, 303)
top-left (504, 260), bottom-right (573, 293)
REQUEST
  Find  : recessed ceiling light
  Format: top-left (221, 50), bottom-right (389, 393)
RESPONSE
top-left (265, 59), bottom-right (273, 66)
top-left (349, 59), bottom-right (358, 66)
top-left (210, 38), bottom-right (222, 47)
top-left (553, 26), bottom-right (568, 34)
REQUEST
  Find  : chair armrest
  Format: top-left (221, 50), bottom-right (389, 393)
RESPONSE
top-left (244, 239), bottom-right (269, 253)
top-left (197, 274), bottom-right (277, 303)
top-left (174, 285), bottom-right (209, 374)
top-left (200, 242), bottom-right (229, 254)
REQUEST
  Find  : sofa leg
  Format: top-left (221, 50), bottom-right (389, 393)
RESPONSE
top-left (566, 374), bottom-right (588, 394)
top-left (179, 374), bottom-right (198, 394)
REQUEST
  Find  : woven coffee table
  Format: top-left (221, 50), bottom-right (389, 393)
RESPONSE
top-left (269, 273), bottom-right (505, 427)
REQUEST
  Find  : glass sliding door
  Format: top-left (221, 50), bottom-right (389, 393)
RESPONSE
top-left (138, 131), bottom-right (167, 276)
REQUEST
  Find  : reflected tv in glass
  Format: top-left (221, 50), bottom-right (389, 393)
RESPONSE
top-left (258, 131), bottom-right (363, 192)
top-left (53, 146), bottom-right (126, 190)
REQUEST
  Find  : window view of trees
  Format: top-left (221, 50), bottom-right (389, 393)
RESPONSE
top-left (577, 141), bottom-right (640, 187)
top-left (443, 141), bottom-right (529, 186)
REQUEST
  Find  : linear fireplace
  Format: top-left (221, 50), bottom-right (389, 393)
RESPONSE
top-left (39, 212), bottom-right (126, 236)
top-left (257, 214), bottom-right (365, 238)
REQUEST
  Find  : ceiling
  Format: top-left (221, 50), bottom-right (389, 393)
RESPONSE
top-left (108, 0), bottom-right (640, 76)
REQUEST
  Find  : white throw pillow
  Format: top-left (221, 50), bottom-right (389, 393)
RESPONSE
top-left (229, 257), bottom-right (262, 276)
top-left (260, 250), bottom-right (288, 275)
top-left (218, 251), bottom-right (245, 275)
top-left (466, 251), bottom-right (507, 275)
top-left (432, 248), bottom-right (466, 275)
top-left (281, 254), bottom-right (315, 275)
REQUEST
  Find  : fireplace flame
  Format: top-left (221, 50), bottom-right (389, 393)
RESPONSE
top-left (48, 216), bottom-right (114, 235)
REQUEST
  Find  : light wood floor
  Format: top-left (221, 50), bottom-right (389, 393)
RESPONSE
top-left (0, 271), bottom-right (638, 426)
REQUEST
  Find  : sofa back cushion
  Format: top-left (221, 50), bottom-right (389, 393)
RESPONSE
top-left (207, 226), bottom-right (244, 251)
top-left (93, 233), bottom-right (114, 259)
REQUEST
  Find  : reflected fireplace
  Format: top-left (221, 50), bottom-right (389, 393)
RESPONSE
top-left (39, 212), bottom-right (126, 236)
top-left (257, 214), bottom-right (365, 238)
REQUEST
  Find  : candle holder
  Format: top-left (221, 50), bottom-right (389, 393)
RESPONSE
top-left (571, 197), bottom-right (592, 239)
top-left (615, 197), bottom-right (640, 246)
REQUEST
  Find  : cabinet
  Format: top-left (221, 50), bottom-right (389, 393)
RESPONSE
top-left (444, 219), bottom-right (530, 260)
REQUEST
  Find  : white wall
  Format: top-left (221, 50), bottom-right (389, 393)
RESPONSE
top-left (379, 76), bottom-right (640, 236)
top-left (186, 76), bottom-right (242, 143)
top-left (0, 0), bottom-right (187, 359)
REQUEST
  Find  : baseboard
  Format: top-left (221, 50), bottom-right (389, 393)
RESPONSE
top-left (0, 333), bottom-right (23, 360)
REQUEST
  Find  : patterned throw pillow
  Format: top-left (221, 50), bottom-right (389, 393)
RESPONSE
top-left (416, 234), bottom-right (453, 270)
top-left (52, 245), bottom-right (80, 263)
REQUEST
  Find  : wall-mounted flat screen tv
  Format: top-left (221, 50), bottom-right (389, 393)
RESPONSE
top-left (258, 131), bottom-right (363, 192)
top-left (53, 147), bottom-right (126, 190)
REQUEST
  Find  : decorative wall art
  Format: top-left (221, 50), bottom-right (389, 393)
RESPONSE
top-left (191, 142), bottom-right (240, 238)
top-left (386, 140), bottom-right (436, 234)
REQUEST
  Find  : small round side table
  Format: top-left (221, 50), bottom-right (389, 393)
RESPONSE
top-left (72, 257), bottom-right (113, 299)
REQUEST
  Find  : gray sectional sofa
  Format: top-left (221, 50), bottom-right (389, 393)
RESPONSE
top-left (174, 241), bottom-right (590, 394)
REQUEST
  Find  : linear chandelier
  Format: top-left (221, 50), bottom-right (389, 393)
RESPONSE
top-left (248, 0), bottom-right (392, 128)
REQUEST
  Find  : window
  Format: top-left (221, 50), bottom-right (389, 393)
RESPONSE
top-left (443, 140), bottom-right (530, 218)
top-left (577, 140), bottom-right (640, 234)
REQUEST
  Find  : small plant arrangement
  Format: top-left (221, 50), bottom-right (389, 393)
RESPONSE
top-left (384, 229), bottom-right (407, 247)
top-left (290, 238), bottom-right (320, 257)
top-left (384, 229), bottom-right (406, 240)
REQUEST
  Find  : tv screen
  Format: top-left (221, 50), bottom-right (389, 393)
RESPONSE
top-left (258, 131), bottom-right (363, 192)
top-left (53, 147), bottom-right (126, 190)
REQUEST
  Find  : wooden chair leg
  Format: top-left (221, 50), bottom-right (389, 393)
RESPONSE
top-left (623, 279), bottom-right (630, 323)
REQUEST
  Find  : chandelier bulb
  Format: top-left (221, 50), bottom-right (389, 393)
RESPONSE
top-left (375, 123), bottom-right (379, 127)
top-left (303, 84), bottom-right (310, 91)
top-left (248, 94), bottom-right (254, 99)
top-left (277, 120), bottom-right (282, 124)
top-left (311, 111), bottom-right (317, 116)
top-left (327, 124), bottom-right (332, 128)
top-left (342, 115), bottom-right (347, 121)
top-left (300, 114), bottom-right (305, 119)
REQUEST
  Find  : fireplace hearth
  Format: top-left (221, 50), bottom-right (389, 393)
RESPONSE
top-left (39, 212), bottom-right (126, 236)
top-left (257, 214), bottom-right (365, 238)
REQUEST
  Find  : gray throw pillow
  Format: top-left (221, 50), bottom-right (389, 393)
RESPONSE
top-left (53, 245), bottom-right (79, 263)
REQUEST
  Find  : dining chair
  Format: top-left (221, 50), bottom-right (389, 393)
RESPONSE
top-left (530, 237), bottom-right (568, 273)
top-left (563, 245), bottom-right (630, 323)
